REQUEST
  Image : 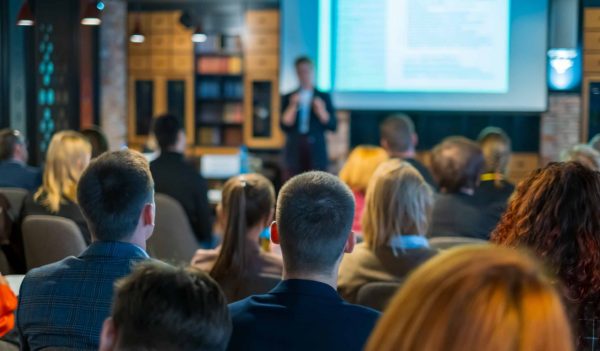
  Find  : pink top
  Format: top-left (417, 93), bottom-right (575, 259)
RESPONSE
top-left (352, 190), bottom-right (365, 234)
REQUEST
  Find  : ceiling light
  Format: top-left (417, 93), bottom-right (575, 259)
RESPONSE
top-left (81, 1), bottom-right (102, 26)
top-left (16, 0), bottom-right (34, 26)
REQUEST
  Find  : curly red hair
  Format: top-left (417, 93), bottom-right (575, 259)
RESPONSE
top-left (492, 162), bottom-right (600, 346)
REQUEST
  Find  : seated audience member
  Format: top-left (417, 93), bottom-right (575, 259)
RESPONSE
top-left (0, 273), bottom-right (17, 338)
top-left (150, 114), bottom-right (213, 247)
top-left (476, 127), bottom-right (515, 204)
top-left (589, 133), bottom-right (600, 153)
top-left (379, 115), bottom-right (436, 188)
top-left (81, 126), bottom-right (109, 158)
top-left (99, 261), bottom-right (231, 351)
top-left (492, 162), bottom-right (600, 350)
top-left (0, 129), bottom-right (41, 191)
top-left (338, 145), bottom-right (388, 234)
top-left (228, 172), bottom-right (380, 351)
top-left (365, 245), bottom-right (573, 351)
top-left (560, 144), bottom-right (600, 170)
top-left (17, 150), bottom-right (154, 350)
top-left (338, 160), bottom-right (436, 304)
top-left (22, 131), bottom-right (92, 243)
top-left (428, 136), bottom-right (496, 240)
top-left (191, 174), bottom-right (283, 302)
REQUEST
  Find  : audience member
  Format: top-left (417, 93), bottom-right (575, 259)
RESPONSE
top-left (428, 136), bottom-right (496, 240)
top-left (81, 126), bottom-right (110, 158)
top-left (476, 126), bottom-right (515, 204)
top-left (17, 150), bottom-right (154, 350)
top-left (560, 144), bottom-right (600, 170)
top-left (99, 261), bottom-right (231, 351)
top-left (0, 273), bottom-right (16, 338)
top-left (281, 56), bottom-right (336, 177)
top-left (0, 129), bottom-right (41, 191)
top-left (228, 172), bottom-right (380, 351)
top-left (589, 133), bottom-right (600, 153)
top-left (365, 245), bottom-right (573, 351)
top-left (492, 162), bottom-right (600, 350)
top-left (191, 174), bottom-right (282, 302)
top-left (338, 145), bottom-right (388, 234)
top-left (22, 131), bottom-right (92, 243)
top-left (379, 114), bottom-right (436, 188)
top-left (338, 160), bottom-right (436, 304)
top-left (150, 114), bottom-right (213, 247)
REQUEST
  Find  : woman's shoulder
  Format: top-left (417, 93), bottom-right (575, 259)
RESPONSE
top-left (190, 248), bottom-right (220, 271)
top-left (258, 250), bottom-right (284, 274)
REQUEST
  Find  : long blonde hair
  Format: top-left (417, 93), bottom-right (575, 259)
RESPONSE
top-left (362, 159), bottom-right (433, 249)
top-left (35, 131), bottom-right (91, 213)
top-left (366, 245), bottom-right (574, 351)
top-left (339, 145), bottom-right (388, 193)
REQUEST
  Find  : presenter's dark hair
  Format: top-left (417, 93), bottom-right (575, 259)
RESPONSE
top-left (295, 56), bottom-right (313, 67)
top-left (152, 114), bottom-right (181, 150)
top-left (276, 171), bottom-right (354, 274)
top-left (111, 261), bottom-right (232, 351)
top-left (380, 114), bottom-right (415, 153)
top-left (431, 136), bottom-right (484, 193)
top-left (77, 150), bottom-right (154, 241)
top-left (0, 129), bottom-right (24, 160)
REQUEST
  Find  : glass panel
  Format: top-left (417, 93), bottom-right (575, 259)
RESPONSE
top-left (135, 80), bottom-right (154, 136)
top-left (167, 80), bottom-right (185, 126)
top-left (589, 82), bottom-right (600, 138)
top-left (252, 81), bottom-right (272, 138)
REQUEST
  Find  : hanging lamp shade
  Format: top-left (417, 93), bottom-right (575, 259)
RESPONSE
top-left (16, 0), bottom-right (34, 26)
top-left (81, 1), bottom-right (102, 26)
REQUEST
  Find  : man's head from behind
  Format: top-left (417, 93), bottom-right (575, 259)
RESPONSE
top-left (431, 136), bottom-right (484, 194)
top-left (152, 114), bottom-right (186, 153)
top-left (99, 261), bottom-right (232, 351)
top-left (379, 115), bottom-right (417, 156)
top-left (77, 150), bottom-right (155, 245)
top-left (271, 171), bottom-right (355, 277)
top-left (0, 129), bottom-right (28, 163)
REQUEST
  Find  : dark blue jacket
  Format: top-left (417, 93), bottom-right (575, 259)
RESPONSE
top-left (0, 160), bottom-right (41, 191)
top-left (227, 279), bottom-right (380, 351)
top-left (281, 89), bottom-right (336, 172)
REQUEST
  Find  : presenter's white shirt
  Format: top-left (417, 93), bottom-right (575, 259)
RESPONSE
top-left (298, 89), bottom-right (313, 134)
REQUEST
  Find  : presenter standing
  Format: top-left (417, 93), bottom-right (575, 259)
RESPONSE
top-left (281, 56), bottom-right (336, 178)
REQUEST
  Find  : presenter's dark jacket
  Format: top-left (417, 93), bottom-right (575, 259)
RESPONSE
top-left (150, 151), bottom-right (213, 244)
top-left (281, 89), bottom-right (337, 173)
top-left (227, 279), bottom-right (380, 351)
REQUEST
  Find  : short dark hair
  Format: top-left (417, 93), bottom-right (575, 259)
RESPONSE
top-left (81, 126), bottom-right (109, 158)
top-left (294, 56), bottom-right (313, 68)
top-left (276, 171), bottom-right (354, 274)
top-left (431, 136), bottom-right (484, 193)
top-left (77, 150), bottom-right (154, 241)
top-left (152, 114), bottom-right (181, 150)
top-left (0, 129), bottom-right (24, 160)
top-left (111, 261), bottom-right (231, 351)
top-left (380, 115), bottom-right (415, 153)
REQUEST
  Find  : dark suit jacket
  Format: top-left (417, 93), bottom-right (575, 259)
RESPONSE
top-left (281, 89), bottom-right (336, 172)
top-left (228, 279), bottom-right (380, 351)
top-left (404, 158), bottom-right (437, 190)
top-left (0, 161), bottom-right (41, 191)
top-left (150, 151), bottom-right (213, 244)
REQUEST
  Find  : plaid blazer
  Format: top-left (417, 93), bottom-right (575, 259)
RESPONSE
top-left (16, 241), bottom-right (149, 351)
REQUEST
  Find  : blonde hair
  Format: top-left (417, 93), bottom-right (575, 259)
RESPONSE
top-left (339, 145), bottom-right (388, 193)
top-left (560, 144), bottom-right (600, 170)
top-left (362, 159), bottom-right (433, 249)
top-left (35, 131), bottom-right (92, 213)
top-left (366, 245), bottom-right (574, 351)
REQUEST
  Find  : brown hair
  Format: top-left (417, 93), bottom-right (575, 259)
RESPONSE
top-left (478, 127), bottom-right (511, 187)
top-left (339, 145), bottom-right (388, 193)
top-left (0, 129), bottom-right (25, 161)
top-left (210, 174), bottom-right (275, 284)
top-left (492, 162), bottom-right (600, 347)
top-left (366, 245), bottom-right (574, 351)
top-left (379, 114), bottom-right (415, 153)
top-left (362, 159), bottom-right (433, 249)
top-left (430, 136), bottom-right (484, 193)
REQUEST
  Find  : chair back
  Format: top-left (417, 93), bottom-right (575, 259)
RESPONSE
top-left (147, 193), bottom-right (200, 265)
top-left (356, 281), bottom-right (402, 311)
top-left (0, 188), bottom-right (28, 221)
top-left (22, 215), bottom-right (87, 271)
top-left (429, 236), bottom-right (488, 250)
top-left (0, 340), bottom-right (18, 351)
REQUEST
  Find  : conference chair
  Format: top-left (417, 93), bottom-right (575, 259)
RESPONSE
top-left (147, 193), bottom-right (200, 265)
top-left (0, 188), bottom-right (28, 223)
top-left (0, 340), bottom-right (18, 351)
top-left (21, 215), bottom-right (87, 271)
top-left (429, 236), bottom-right (488, 250)
top-left (355, 281), bottom-right (402, 311)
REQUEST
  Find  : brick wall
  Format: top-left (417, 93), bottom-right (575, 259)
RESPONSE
top-left (540, 94), bottom-right (582, 165)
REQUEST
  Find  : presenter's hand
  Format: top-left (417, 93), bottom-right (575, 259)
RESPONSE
top-left (282, 93), bottom-right (300, 126)
top-left (290, 92), bottom-right (300, 107)
top-left (313, 97), bottom-right (330, 124)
